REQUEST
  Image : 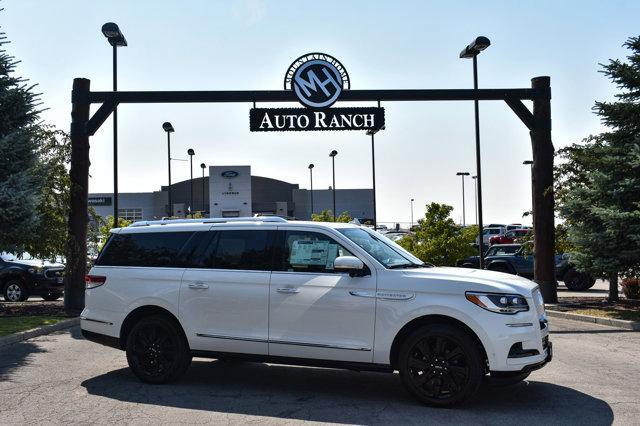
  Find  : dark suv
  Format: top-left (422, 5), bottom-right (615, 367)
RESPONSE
top-left (0, 252), bottom-right (65, 302)
top-left (483, 245), bottom-right (595, 291)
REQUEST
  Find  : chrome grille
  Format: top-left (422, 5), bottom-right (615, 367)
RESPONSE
top-left (44, 268), bottom-right (64, 279)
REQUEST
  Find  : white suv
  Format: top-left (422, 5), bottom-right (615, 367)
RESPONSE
top-left (81, 217), bottom-right (551, 407)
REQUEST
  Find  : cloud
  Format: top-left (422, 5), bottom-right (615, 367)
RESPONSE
top-left (232, 0), bottom-right (267, 27)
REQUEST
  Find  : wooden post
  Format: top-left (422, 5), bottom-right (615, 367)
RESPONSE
top-left (530, 76), bottom-right (557, 303)
top-left (64, 78), bottom-right (91, 316)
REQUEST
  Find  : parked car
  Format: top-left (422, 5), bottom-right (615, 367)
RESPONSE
top-left (476, 227), bottom-right (506, 245)
top-left (0, 252), bottom-right (65, 302)
top-left (489, 229), bottom-right (531, 245)
top-left (457, 244), bottom-right (522, 269)
top-left (484, 244), bottom-right (595, 291)
top-left (384, 231), bottom-right (410, 242)
top-left (485, 223), bottom-right (506, 228)
top-left (81, 217), bottom-right (551, 407)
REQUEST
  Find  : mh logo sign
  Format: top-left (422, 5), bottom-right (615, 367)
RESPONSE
top-left (284, 53), bottom-right (350, 109)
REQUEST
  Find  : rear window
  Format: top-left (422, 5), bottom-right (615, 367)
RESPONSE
top-left (96, 231), bottom-right (194, 267)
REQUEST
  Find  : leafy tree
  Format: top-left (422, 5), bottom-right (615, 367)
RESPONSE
top-left (0, 26), bottom-right (43, 250)
top-left (311, 209), bottom-right (352, 223)
top-left (398, 203), bottom-right (476, 266)
top-left (555, 36), bottom-right (640, 301)
top-left (97, 215), bottom-right (132, 250)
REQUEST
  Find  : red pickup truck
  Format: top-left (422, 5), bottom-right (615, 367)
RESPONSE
top-left (489, 228), bottom-right (530, 245)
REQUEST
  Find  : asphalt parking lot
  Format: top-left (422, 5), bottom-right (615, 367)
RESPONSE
top-left (0, 317), bottom-right (636, 425)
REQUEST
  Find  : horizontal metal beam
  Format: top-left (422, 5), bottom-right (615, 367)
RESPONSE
top-left (74, 88), bottom-right (542, 105)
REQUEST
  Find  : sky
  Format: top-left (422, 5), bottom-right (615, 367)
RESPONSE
top-left (3, 0), bottom-right (639, 225)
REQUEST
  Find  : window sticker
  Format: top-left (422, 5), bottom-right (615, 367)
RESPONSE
top-left (325, 244), bottom-right (338, 270)
top-left (290, 240), bottom-right (330, 266)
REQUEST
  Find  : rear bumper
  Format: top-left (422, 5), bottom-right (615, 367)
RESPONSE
top-left (81, 329), bottom-right (122, 350)
top-left (28, 277), bottom-right (64, 294)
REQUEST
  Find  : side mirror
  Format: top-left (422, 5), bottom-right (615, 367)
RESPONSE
top-left (334, 256), bottom-right (365, 277)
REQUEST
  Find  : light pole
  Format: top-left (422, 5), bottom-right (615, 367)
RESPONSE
top-left (410, 198), bottom-right (415, 228)
top-left (308, 164), bottom-right (314, 218)
top-left (187, 148), bottom-right (195, 217)
top-left (456, 172), bottom-right (471, 226)
top-left (162, 122), bottom-right (174, 217)
top-left (200, 163), bottom-right (206, 215)
top-left (329, 150), bottom-right (338, 221)
top-left (523, 160), bottom-right (533, 220)
top-left (472, 175), bottom-right (478, 225)
top-left (460, 35), bottom-right (490, 267)
top-left (366, 126), bottom-right (384, 229)
top-left (101, 23), bottom-right (127, 227)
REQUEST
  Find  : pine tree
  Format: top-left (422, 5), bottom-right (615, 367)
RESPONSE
top-left (556, 36), bottom-right (640, 301)
top-left (0, 24), bottom-right (44, 250)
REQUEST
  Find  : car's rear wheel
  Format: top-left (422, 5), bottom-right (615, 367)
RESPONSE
top-left (398, 324), bottom-right (484, 407)
top-left (126, 315), bottom-right (191, 384)
top-left (41, 291), bottom-right (62, 301)
top-left (563, 269), bottom-right (595, 291)
top-left (3, 279), bottom-right (28, 302)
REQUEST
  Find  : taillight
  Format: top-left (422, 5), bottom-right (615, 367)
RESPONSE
top-left (85, 275), bottom-right (106, 289)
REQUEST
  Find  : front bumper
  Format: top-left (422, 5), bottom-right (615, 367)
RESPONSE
top-left (29, 276), bottom-right (64, 294)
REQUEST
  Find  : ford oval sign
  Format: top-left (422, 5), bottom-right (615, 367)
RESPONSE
top-left (221, 170), bottom-right (239, 179)
top-left (284, 53), bottom-right (350, 109)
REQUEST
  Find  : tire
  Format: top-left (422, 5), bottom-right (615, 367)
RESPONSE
top-left (398, 324), bottom-right (485, 407)
top-left (488, 263), bottom-right (513, 275)
top-left (41, 291), bottom-right (62, 301)
top-left (125, 315), bottom-right (192, 384)
top-left (563, 268), bottom-right (594, 291)
top-left (3, 278), bottom-right (28, 302)
top-left (485, 371), bottom-right (530, 387)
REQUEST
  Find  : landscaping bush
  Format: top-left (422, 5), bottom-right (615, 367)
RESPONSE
top-left (621, 278), bottom-right (640, 300)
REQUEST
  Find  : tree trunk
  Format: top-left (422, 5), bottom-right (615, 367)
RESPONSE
top-left (64, 78), bottom-right (91, 316)
top-left (608, 273), bottom-right (619, 302)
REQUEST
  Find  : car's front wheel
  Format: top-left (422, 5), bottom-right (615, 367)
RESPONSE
top-left (398, 324), bottom-right (485, 407)
top-left (3, 279), bottom-right (28, 302)
top-left (125, 315), bottom-right (192, 384)
top-left (563, 268), bottom-right (595, 291)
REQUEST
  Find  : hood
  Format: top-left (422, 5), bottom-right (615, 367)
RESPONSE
top-left (6, 259), bottom-right (64, 268)
top-left (400, 266), bottom-right (538, 296)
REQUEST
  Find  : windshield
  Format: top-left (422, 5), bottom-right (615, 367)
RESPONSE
top-left (338, 227), bottom-right (427, 269)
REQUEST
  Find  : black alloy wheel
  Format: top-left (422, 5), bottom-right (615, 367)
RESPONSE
top-left (399, 324), bottom-right (484, 407)
top-left (125, 315), bottom-right (191, 384)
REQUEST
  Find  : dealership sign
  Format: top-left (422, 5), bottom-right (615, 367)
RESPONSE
top-left (250, 53), bottom-right (385, 132)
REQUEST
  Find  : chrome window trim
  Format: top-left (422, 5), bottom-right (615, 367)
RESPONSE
top-left (196, 333), bottom-right (371, 352)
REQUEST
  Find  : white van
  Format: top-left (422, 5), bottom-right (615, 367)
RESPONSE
top-left (81, 217), bottom-right (550, 407)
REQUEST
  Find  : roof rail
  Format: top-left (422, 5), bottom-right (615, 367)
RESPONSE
top-left (129, 216), bottom-right (287, 227)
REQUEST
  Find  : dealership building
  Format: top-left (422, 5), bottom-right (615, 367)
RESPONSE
top-left (89, 166), bottom-right (374, 222)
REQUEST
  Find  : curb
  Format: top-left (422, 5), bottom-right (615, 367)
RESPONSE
top-left (546, 309), bottom-right (640, 331)
top-left (0, 317), bottom-right (80, 348)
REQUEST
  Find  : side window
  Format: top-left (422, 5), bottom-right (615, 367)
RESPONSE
top-left (275, 231), bottom-right (354, 273)
top-left (190, 230), bottom-right (274, 271)
top-left (96, 231), bottom-right (194, 267)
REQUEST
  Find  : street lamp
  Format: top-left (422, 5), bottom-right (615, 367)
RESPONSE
top-left (200, 163), bottom-right (206, 215)
top-left (410, 198), bottom-right (415, 228)
top-left (308, 164), bottom-right (314, 218)
top-left (162, 122), bottom-right (174, 216)
top-left (366, 126), bottom-right (384, 230)
top-left (329, 150), bottom-right (338, 221)
top-left (456, 172), bottom-right (471, 226)
top-left (460, 35), bottom-right (490, 267)
top-left (101, 22), bottom-right (127, 227)
top-left (472, 175), bottom-right (478, 225)
top-left (187, 148), bottom-right (195, 217)
top-left (523, 160), bottom-right (534, 220)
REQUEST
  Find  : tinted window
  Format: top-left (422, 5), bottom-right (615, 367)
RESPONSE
top-left (191, 230), bottom-right (274, 271)
top-left (274, 231), bottom-right (354, 273)
top-left (97, 232), bottom-right (194, 267)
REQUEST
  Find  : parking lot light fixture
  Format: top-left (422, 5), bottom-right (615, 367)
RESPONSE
top-left (366, 126), bottom-right (384, 230)
top-left (472, 175), bottom-right (478, 225)
top-left (456, 172), bottom-right (471, 226)
top-left (308, 164), bottom-right (315, 217)
top-left (329, 150), bottom-right (338, 221)
top-left (187, 149), bottom-right (195, 217)
top-left (163, 122), bottom-right (175, 216)
top-left (460, 35), bottom-right (490, 267)
top-left (200, 163), bottom-right (206, 215)
top-left (523, 160), bottom-right (534, 220)
top-left (101, 22), bottom-right (127, 227)
top-left (410, 198), bottom-right (415, 228)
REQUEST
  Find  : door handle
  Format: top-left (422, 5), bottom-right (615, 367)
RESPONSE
top-left (188, 282), bottom-right (209, 289)
top-left (276, 287), bottom-right (300, 294)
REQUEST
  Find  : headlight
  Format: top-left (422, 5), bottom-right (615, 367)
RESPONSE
top-left (28, 266), bottom-right (44, 274)
top-left (465, 291), bottom-right (529, 314)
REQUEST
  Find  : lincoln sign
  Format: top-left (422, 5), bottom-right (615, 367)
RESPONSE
top-left (249, 53), bottom-right (385, 132)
